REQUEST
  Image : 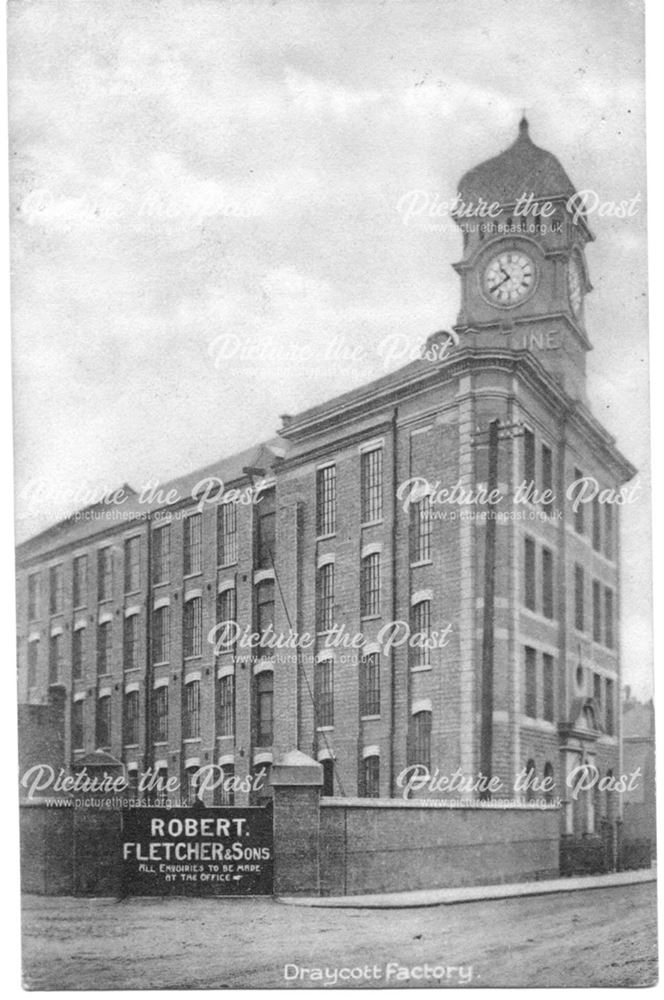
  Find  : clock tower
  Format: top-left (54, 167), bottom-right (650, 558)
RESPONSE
top-left (452, 117), bottom-right (593, 401)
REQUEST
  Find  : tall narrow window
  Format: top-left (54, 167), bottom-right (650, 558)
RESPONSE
top-left (409, 711), bottom-right (431, 769)
top-left (524, 536), bottom-right (536, 611)
top-left (604, 588), bottom-right (614, 649)
top-left (604, 505), bottom-right (614, 561)
top-left (360, 652), bottom-right (380, 717)
top-left (316, 465), bottom-right (336, 536)
top-left (73, 555), bottom-right (87, 609)
top-left (361, 448), bottom-right (383, 523)
top-left (28, 573), bottom-right (40, 620)
top-left (361, 755), bottom-right (380, 798)
top-left (542, 652), bottom-right (555, 722)
top-left (573, 468), bottom-right (584, 534)
top-left (411, 600), bottom-right (431, 666)
top-left (49, 564), bottom-right (63, 614)
top-left (153, 685), bottom-right (169, 743)
top-left (215, 765), bottom-right (235, 806)
top-left (592, 496), bottom-right (601, 552)
top-left (315, 659), bottom-right (334, 728)
top-left (96, 695), bottom-right (111, 749)
top-left (183, 597), bottom-right (202, 658)
top-left (123, 690), bottom-right (139, 745)
top-left (255, 671), bottom-right (274, 745)
top-left (49, 633), bottom-right (62, 685)
top-left (541, 443), bottom-right (553, 496)
top-left (256, 489), bottom-right (276, 569)
top-left (152, 605), bottom-right (170, 664)
top-left (123, 614), bottom-right (139, 671)
top-left (97, 549), bottom-right (112, 602)
top-left (543, 761), bottom-right (554, 803)
top-left (97, 621), bottom-right (112, 675)
top-left (316, 563), bottom-right (335, 632)
top-left (593, 671), bottom-right (603, 709)
top-left (542, 547), bottom-right (554, 619)
top-left (574, 564), bottom-right (584, 631)
top-left (592, 580), bottom-right (602, 643)
top-left (72, 628), bottom-right (84, 681)
top-left (525, 759), bottom-right (536, 802)
top-left (524, 645), bottom-right (537, 717)
top-left (321, 758), bottom-right (334, 797)
top-left (183, 514), bottom-right (202, 576)
top-left (360, 553), bottom-right (380, 617)
top-left (71, 699), bottom-right (84, 750)
top-left (410, 496), bottom-right (431, 564)
top-left (152, 523), bottom-right (170, 584)
top-left (523, 428), bottom-right (536, 485)
top-left (217, 674), bottom-right (235, 737)
top-left (605, 678), bottom-right (615, 735)
top-left (256, 580), bottom-right (275, 636)
top-left (27, 639), bottom-right (39, 688)
top-left (217, 502), bottom-right (237, 566)
top-left (124, 537), bottom-right (141, 593)
top-left (183, 680), bottom-right (200, 740)
top-left (216, 588), bottom-right (237, 652)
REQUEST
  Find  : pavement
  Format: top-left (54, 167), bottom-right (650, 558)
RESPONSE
top-left (279, 864), bottom-right (656, 909)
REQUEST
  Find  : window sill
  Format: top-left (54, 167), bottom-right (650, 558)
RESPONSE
top-left (152, 660), bottom-right (170, 668)
top-left (183, 655), bottom-right (202, 662)
top-left (124, 590), bottom-right (141, 598)
top-left (72, 606), bottom-right (87, 613)
top-left (361, 519), bottom-right (384, 529)
top-left (410, 664), bottom-right (432, 673)
top-left (317, 726), bottom-right (334, 732)
top-left (360, 714), bottom-right (380, 722)
top-left (124, 743), bottom-right (139, 750)
top-left (153, 579), bottom-right (170, 587)
top-left (153, 741), bottom-right (168, 747)
top-left (410, 559), bottom-right (433, 569)
top-left (316, 532), bottom-right (336, 542)
top-left (360, 614), bottom-right (381, 622)
top-left (217, 734), bottom-right (235, 740)
top-left (183, 572), bottom-right (203, 581)
top-left (217, 562), bottom-right (238, 571)
top-left (183, 737), bottom-right (201, 744)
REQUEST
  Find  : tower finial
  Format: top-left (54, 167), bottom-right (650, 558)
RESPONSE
top-left (519, 111), bottom-right (529, 136)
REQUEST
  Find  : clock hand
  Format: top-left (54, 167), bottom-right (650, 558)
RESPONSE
top-left (489, 272), bottom-right (511, 292)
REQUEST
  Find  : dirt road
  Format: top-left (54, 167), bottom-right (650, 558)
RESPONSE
top-left (22, 882), bottom-right (657, 989)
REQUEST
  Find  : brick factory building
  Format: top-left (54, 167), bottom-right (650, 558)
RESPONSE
top-left (16, 120), bottom-right (635, 836)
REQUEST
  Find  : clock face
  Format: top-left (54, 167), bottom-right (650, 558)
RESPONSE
top-left (483, 251), bottom-right (535, 306)
top-left (568, 256), bottom-right (583, 315)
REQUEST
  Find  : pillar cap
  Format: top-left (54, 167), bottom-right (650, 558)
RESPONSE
top-left (270, 750), bottom-right (323, 787)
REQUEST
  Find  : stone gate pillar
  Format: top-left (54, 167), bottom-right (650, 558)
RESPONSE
top-left (270, 750), bottom-right (323, 896)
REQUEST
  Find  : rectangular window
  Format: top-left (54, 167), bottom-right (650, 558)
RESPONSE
top-left (361, 448), bottom-right (383, 523)
top-left (361, 755), bottom-right (380, 799)
top-left (153, 606), bottom-right (170, 664)
top-left (541, 444), bottom-right (553, 496)
top-left (360, 652), bottom-right (380, 717)
top-left (542, 547), bottom-right (554, 619)
top-left (217, 502), bottom-right (237, 566)
top-left (183, 597), bottom-right (202, 658)
top-left (124, 536), bottom-right (141, 593)
top-left (73, 556), bottom-right (87, 609)
top-left (72, 628), bottom-right (84, 681)
top-left (573, 468), bottom-right (584, 533)
top-left (217, 674), bottom-right (235, 737)
top-left (592, 580), bottom-right (602, 643)
top-left (152, 524), bottom-right (170, 584)
top-left (183, 680), bottom-right (201, 740)
top-left (360, 552), bottom-right (381, 618)
top-left (256, 580), bottom-right (275, 636)
top-left (523, 428), bottom-right (536, 485)
top-left (255, 671), bottom-right (274, 745)
top-left (316, 562), bottom-right (335, 632)
top-left (123, 689), bottom-right (139, 745)
top-left (49, 564), bottom-right (63, 614)
top-left (97, 548), bottom-right (113, 602)
top-left (216, 588), bottom-right (237, 651)
top-left (153, 685), bottom-right (169, 743)
top-left (215, 765), bottom-right (235, 807)
top-left (593, 671), bottom-right (602, 708)
top-left (27, 639), bottom-right (39, 688)
top-left (97, 621), bottom-right (112, 675)
top-left (124, 614), bottom-right (139, 671)
top-left (183, 514), bottom-right (202, 576)
top-left (256, 489), bottom-right (276, 570)
top-left (28, 573), bottom-right (40, 620)
top-left (49, 633), bottom-right (62, 685)
top-left (604, 504), bottom-right (614, 561)
top-left (524, 646), bottom-right (537, 717)
top-left (411, 600), bottom-right (431, 667)
top-left (592, 496), bottom-right (601, 552)
top-left (542, 653), bottom-right (555, 722)
top-left (524, 536), bottom-right (536, 611)
top-left (605, 678), bottom-right (615, 735)
top-left (410, 497), bottom-right (431, 564)
top-left (409, 711), bottom-right (431, 769)
top-left (316, 465), bottom-right (336, 537)
top-left (604, 588), bottom-right (614, 649)
top-left (72, 699), bottom-right (84, 750)
top-left (315, 659), bottom-right (334, 728)
top-left (96, 696), bottom-right (111, 749)
top-left (574, 564), bottom-right (584, 632)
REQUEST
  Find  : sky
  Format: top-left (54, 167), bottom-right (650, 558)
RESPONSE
top-left (7, 0), bottom-right (651, 696)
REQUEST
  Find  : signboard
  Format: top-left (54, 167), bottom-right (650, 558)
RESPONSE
top-left (121, 805), bottom-right (273, 896)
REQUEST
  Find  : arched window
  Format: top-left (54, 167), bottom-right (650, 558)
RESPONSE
top-left (411, 601), bottom-right (431, 666)
top-left (362, 755), bottom-right (380, 798)
top-left (254, 671), bottom-right (273, 746)
top-left (525, 758), bottom-right (536, 802)
top-left (409, 710), bottom-right (432, 769)
top-left (360, 553), bottom-right (381, 618)
top-left (543, 761), bottom-right (554, 804)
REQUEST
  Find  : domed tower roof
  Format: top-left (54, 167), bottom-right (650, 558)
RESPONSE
top-left (458, 117), bottom-right (577, 206)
